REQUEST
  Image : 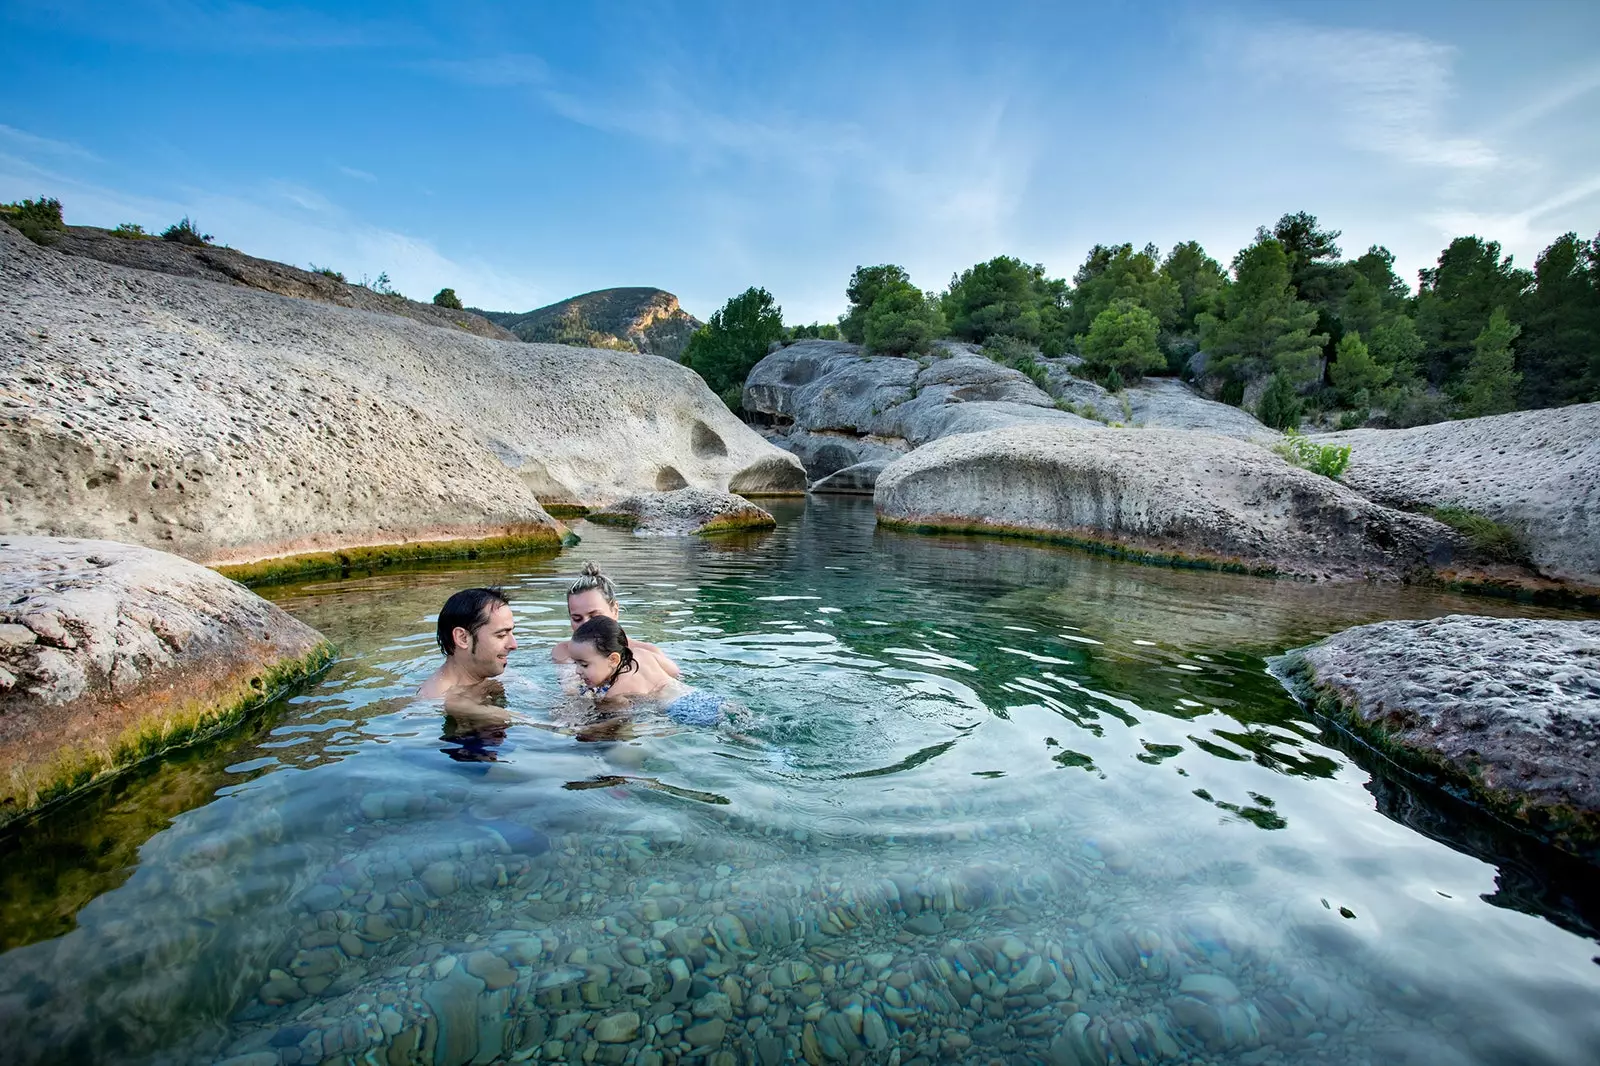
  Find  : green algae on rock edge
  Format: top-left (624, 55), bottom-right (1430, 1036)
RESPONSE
top-left (1, 641), bottom-right (335, 831)
top-left (211, 531), bottom-right (566, 588)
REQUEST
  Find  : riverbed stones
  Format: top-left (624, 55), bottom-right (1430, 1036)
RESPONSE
top-left (874, 425), bottom-right (1456, 580)
top-left (588, 488), bottom-right (777, 536)
top-left (594, 1011), bottom-right (640, 1042)
top-left (0, 536), bottom-right (331, 824)
top-left (1279, 615), bottom-right (1600, 858)
top-left (1314, 402), bottom-right (1600, 587)
top-left (0, 221), bottom-right (802, 570)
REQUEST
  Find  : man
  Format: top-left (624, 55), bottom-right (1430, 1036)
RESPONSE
top-left (418, 587), bottom-right (518, 699)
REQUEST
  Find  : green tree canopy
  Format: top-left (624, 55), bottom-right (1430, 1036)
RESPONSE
top-left (685, 286), bottom-right (785, 399)
top-left (1159, 240), bottom-right (1227, 334)
top-left (1077, 299), bottom-right (1164, 381)
top-left (840, 265), bottom-right (911, 343)
top-left (1256, 372), bottom-right (1304, 430)
top-left (1197, 238), bottom-right (1327, 392)
top-left (1065, 243), bottom-right (1180, 337)
top-left (1366, 314), bottom-right (1425, 377)
top-left (941, 256), bottom-right (1067, 353)
top-left (1515, 231), bottom-right (1600, 407)
top-left (864, 284), bottom-right (945, 355)
top-left (432, 287), bottom-right (463, 309)
top-left (1329, 331), bottom-right (1391, 409)
top-left (1415, 237), bottom-right (1531, 386)
top-left (1455, 308), bottom-right (1522, 418)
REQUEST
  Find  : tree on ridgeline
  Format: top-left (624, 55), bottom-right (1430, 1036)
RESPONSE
top-left (1514, 232), bottom-right (1600, 407)
top-left (863, 284), bottom-right (946, 355)
top-left (941, 256), bottom-right (1068, 354)
top-left (1077, 299), bottom-right (1164, 383)
top-left (1063, 243), bottom-right (1178, 340)
top-left (685, 287), bottom-right (785, 406)
top-left (1329, 332), bottom-right (1390, 411)
top-left (1159, 241), bottom-right (1228, 334)
top-left (1415, 237), bottom-right (1531, 388)
top-left (839, 265), bottom-right (912, 344)
top-left (1454, 308), bottom-right (1522, 418)
top-left (432, 288), bottom-right (463, 309)
top-left (1196, 237), bottom-right (1327, 400)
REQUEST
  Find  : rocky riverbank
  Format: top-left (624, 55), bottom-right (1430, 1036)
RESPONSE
top-left (0, 536), bottom-right (331, 825)
top-left (589, 489), bottom-right (777, 536)
top-left (0, 223), bottom-right (804, 579)
top-left (1277, 615), bottom-right (1600, 860)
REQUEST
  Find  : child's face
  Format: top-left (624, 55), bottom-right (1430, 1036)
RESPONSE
top-left (568, 639), bottom-right (620, 689)
top-left (567, 590), bottom-right (619, 633)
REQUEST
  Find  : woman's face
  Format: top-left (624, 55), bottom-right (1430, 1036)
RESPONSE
top-left (567, 590), bottom-right (619, 633)
top-left (567, 639), bottom-right (619, 688)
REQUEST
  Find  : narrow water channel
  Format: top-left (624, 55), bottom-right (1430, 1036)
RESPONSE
top-left (2, 497), bottom-right (1596, 1066)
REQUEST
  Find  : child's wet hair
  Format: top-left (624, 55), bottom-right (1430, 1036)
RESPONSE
top-left (571, 615), bottom-right (637, 685)
top-left (566, 561), bottom-right (618, 607)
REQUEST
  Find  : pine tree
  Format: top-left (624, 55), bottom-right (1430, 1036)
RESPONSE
top-left (1455, 308), bottom-right (1522, 417)
top-left (1197, 238), bottom-right (1327, 393)
top-left (1329, 331), bottom-right (1390, 409)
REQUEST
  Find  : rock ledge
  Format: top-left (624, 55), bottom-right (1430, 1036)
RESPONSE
top-left (589, 489), bottom-right (776, 536)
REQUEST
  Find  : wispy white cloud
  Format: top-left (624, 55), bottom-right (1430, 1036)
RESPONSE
top-left (0, 124), bottom-right (100, 163)
top-left (336, 164), bottom-right (377, 183)
top-left (1482, 61), bottom-right (1600, 137)
top-left (1229, 23), bottom-right (1496, 170)
top-left (1428, 173), bottom-right (1600, 249)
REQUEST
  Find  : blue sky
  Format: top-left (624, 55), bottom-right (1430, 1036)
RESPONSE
top-left (3, 1), bottom-right (1597, 322)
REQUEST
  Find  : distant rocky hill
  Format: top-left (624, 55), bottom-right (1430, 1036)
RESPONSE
top-left (39, 225), bottom-right (516, 340)
top-left (476, 287), bottom-right (702, 360)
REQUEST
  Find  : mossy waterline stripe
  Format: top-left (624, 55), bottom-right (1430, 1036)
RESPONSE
top-left (211, 530), bottom-right (566, 588)
top-left (874, 514), bottom-right (1277, 578)
top-left (1273, 652), bottom-right (1598, 860)
top-left (1, 641), bottom-right (336, 833)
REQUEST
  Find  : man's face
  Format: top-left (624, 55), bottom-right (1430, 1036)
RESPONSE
top-left (455, 603), bottom-right (517, 679)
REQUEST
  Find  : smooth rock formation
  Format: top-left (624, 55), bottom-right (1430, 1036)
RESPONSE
top-left (1277, 615), bottom-right (1600, 858)
top-left (0, 536), bottom-right (331, 824)
top-left (744, 340), bottom-right (1268, 479)
top-left (1313, 404), bottom-right (1600, 587)
top-left (45, 225), bottom-right (515, 340)
top-left (588, 488), bottom-right (777, 536)
top-left (811, 460), bottom-right (888, 495)
top-left (0, 222), bottom-right (803, 574)
top-left (874, 425), bottom-right (1456, 580)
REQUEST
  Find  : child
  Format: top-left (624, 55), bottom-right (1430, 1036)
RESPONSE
top-left (567, 616), bottom-right (685, 703)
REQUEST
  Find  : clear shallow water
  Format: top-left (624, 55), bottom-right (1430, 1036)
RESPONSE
top-left (2, 496), bottom-right (1598, 1066)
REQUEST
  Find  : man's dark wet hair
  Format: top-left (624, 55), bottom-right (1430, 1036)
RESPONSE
top-left (436, 587), bottom-right (510, 657)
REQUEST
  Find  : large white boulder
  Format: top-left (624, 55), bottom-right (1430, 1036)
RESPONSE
top-left (1314, 404), bottom-right (1600, 587)
top-left (0, 224), bottom-right (804, 572)
top-left (0, 536), bottom-right (331, 824)
top-left (873, 425), bottom-right (1456, 580)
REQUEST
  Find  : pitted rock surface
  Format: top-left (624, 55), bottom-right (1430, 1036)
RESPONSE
top-left (0, 223), bottom-right (803, 563)
top-left (590, 488), bottom-right (776, 536)
top-left (873, 425), bottom-right (1456, 580)
top-left (0, 535), bottom-right (329, 820)
top-left (1279, 615), bottom-right (1600, 857)
top-left (1313, 404), bottom-right (1600, 587)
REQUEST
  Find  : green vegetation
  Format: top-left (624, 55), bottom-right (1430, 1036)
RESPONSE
top-left (1, 195), bottom-right (66, 244)
top-left (1425, 505), bottom-right (1528, 563)
top-left (356, 271), bottom-right (403, 299)
top-left (309, 264), bottom-right (346, 282)
top-left (111, 222), bottom-right (151, 239)
top-left (1272, 428), bottom-right (1351, 479)
top-left (981, 334), bottom-right (1050, 389)
top-left (1454, 308), bottom-right (1521, 417)
top-left (1198, 237), bottom-right (1327, 391)
top-left (432, 287), bottom-right (463, 309)
top-left (838, 265), bottom-right (945, 354)
top-left (160, 216), bottom-right (213, 246)
top-left (1256, 372), bottom-right (1304, 431)
top-left (684, 286), bottom-right (785, 399)
top-left (1328, 331), bottom-right (1390, 409)
top-left (784, 321), bottom-right (841, 341)
top-left (1077, 298), bottom-right (1164, 382)
top-left (942, 255), bottom-right (1067, 354)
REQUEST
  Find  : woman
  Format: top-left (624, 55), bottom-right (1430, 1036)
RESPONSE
top-left (551, 562), bottom-right (682, 680)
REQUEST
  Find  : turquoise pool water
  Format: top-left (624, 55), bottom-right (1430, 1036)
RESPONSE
top-left (1, 497), bottom-right (1596, 1065)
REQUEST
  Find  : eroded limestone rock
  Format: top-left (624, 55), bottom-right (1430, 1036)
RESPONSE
top-left (589, 488), bottom-right (777, 536)
top-left (0, 536), bottom-right (331, 823)
top-left (1314, 404), bottom-right (1600, 587)
top-left (0, 224), bottom-right (803, 572)
top-left (873, 425), bottom-right (1455, 580)
top-left (1277, 615), bottom-right (1600, 858)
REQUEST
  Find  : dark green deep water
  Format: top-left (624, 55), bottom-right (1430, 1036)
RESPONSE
top-left (2, 497), bottom-right (1597, 1066)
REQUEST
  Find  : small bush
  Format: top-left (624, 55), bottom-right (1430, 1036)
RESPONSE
top-left (2, 195), bottom-right (66, 245)
top-left (1273, 428), bottom-right (1350, 479)
top-left (111, 222), bottom-right (151, 239)
top-left (1336, 408), bottom-right (1368, 430)
top-left (719, 384), bottom-right (745, 414)
top-left (358, 271), bottom-right (402, 298)
top-left (1103, 367), bottom-right (1125, 393)
top-left (433, 287), bottom-right (463, 309)
top-left (1426, 506), bottom-right (1528, 563)
top-left (1256, 372), bottom-right (1303, 430)
top-left (161, 216), bottom-right (213, 245)
top-left (309, 264), bottom-right (346, 282)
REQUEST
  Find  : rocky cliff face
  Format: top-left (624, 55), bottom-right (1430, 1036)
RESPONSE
top-left (44, 225), bottom-right (516, 340)
top-left (0, 224), bottom-right (804, 574)
top-left (480, 287), bottom-right (704, 361)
